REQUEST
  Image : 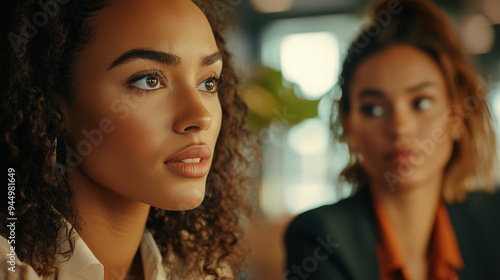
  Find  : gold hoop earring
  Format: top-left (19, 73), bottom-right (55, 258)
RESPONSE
top-left (52, 137), bottom-right (58, 154)
top-left (451, 129), bottom-right (461, 141)
top-left (355, 152), bottom-right (364, 163)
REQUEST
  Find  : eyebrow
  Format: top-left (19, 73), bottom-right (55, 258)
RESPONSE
top-left (108, 49), bottom-right (222, 70)
top-left (202, 52), bottom-right (222, 66)
top-left (406, 81), bottom-right (435, 92)
top-left (358, 89), bottom-right (384, 99)
top-left (357, 81), bottom-right (436, 99)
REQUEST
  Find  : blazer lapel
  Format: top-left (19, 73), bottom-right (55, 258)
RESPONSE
top-left (323, 187), bottom-right (380, 279)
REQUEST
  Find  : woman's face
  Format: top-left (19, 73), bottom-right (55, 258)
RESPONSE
top-left (345, 45), bottom-right (457, 191)
top-left (63, 0), bottom-right (222, 210)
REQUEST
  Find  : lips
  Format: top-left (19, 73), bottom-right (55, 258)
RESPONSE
top-left (164, 145), bottom-right (211, 178)
top-left (385, 149), bottom-right (419, 165)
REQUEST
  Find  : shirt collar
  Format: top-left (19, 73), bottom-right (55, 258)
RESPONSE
top-left (372, 195), bottom-right (406, 277)
top-left (56, 221), bottom-right (166, 280)
top-left (140, 229), bottom-right (168, 280)
top-left (427, 202), bottom-right (464, 278)
top-left (372, 195), bottom-right (464, 279)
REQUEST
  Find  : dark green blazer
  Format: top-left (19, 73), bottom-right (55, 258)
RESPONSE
top-left (284, 187), bottom-right (500, 279)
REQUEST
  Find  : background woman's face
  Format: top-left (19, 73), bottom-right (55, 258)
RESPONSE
top-left (346, 44), bottom-right (456, 191)
top-left (63, 0), bottom-right (222, 210)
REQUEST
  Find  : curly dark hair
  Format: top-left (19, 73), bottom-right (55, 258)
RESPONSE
top-left (0, 0), bottom-right (259, 278)
top-left (333, 0), bottom-right (498, 201)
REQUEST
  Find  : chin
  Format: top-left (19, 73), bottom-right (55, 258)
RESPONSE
top-left (391, 177), bottom-right (429, 191)
top-left (150, 181), bottom-right (207, 211)
top-left (174, 192), bottom-right (206, 210)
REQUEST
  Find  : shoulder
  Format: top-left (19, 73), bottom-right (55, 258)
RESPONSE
top-left (284, 188), bottom-right (379, 279)
top-left (0, 235), bottom-right (42, 279)
top-left (446, 190), bottom-right (500, 225)
top-left (286, 187), bottom-right (374, 239)
top-left (446, 190), bottom-right (500, 277)
top-left (449, 189), bottom-right (500, 208)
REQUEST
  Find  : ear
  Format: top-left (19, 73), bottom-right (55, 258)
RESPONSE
top-left (55, 94), bottom-right (70, 132)
top-left (450, 125), bottom-right (462, 141)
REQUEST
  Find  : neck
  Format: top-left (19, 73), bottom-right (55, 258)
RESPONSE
top-left (68, 168), bottom-right (150, 280)
top-left (371, 175), bottom-right (442, 264)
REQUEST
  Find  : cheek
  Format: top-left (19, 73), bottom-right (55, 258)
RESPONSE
top-left (348, 116), bottom-right (384, 158)
top-left (66, 84), bottom-right (167, 182)
top-left (349, 125), bottom-right (387, 181)
top-left (67, 88), bottom-right (161, 157)
top-left (101, 113), bottom-right (162, 159)
top-left (416, 114), bottom-right (455, 166)
top-left (212, 99), bottom-right (223, 135)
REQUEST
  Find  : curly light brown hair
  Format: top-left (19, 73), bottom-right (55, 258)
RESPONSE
top-left (0, 0), bottom-right (259, 278)
top-left (333, 0), bottom-right (498, 202)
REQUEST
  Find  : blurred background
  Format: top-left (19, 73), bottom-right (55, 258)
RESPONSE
top-left (217, 0), bottom-right (500, 279)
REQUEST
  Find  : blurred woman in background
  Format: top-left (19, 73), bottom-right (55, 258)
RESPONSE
top-left (285, 0), bottom-right (500, 279)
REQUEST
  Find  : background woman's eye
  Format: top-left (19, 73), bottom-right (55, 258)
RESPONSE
top-left (130, 74), bottom-right (165, 91)
top-left (414, 97), bottom-right (433, 110)
top-left (198, 78), bottom-right (218, 93)
top-left (360, 104), bottom-right (384, 117)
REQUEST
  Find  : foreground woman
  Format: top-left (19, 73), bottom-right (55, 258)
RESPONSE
top-left (1, 0), bottom-right (258, 279)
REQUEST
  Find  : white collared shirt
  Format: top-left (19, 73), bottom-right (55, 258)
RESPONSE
top-left (1, 228), bottom-right (168, 280)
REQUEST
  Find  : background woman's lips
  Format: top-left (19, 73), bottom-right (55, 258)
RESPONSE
top-left (385, 150), bottom-right (419, 165)
top-left (164, 145), bottom-right (211, 178)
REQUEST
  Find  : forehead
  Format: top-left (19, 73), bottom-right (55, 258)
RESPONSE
top-left (82, 0), bottom-right (218, 64)
top-left (349, 45), bottom-right (446, 98)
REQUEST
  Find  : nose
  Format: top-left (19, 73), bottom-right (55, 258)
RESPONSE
top-left (386, 104), bottom-right (415, 140)
top-left (172, 86), bottom-right (213, 134)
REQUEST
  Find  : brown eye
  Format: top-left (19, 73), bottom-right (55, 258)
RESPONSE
top-left (197, 77), bottom-right (219, 93)
top-left (129, 72), bottom-right (165, 91)
top-left (146, 76), bottom-right (159, 88)
top-left (205, 80), bottom-right (215, 91)
top-left (414, 97), bottom-right (433, 111)
top-left (360, 104), bottom-right (384, 117)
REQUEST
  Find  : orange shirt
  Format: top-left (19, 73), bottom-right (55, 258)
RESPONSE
top-left (373, 197), bottom-right (464, 280)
